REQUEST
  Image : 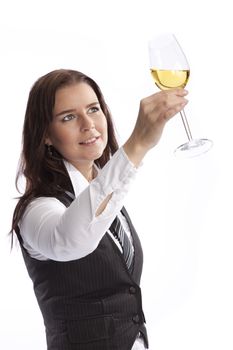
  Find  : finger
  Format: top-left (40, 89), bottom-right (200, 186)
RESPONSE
top-left (147, 88), bottom-right (188, 106)
top-left (151, 93), bottom-right (188, 114)
top-left (160, 88), bottom-right (188, 98)
top-left (165, 100), bottom-right (188, 120)
top-left (174, 88), bottom-right (188, 97)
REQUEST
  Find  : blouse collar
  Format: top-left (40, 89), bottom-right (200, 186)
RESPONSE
top-left (63, 160), bottom-right (98, 198)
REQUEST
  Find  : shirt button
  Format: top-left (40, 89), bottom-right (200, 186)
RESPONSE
top-left (132, 314), bottom-right (140, 324)
top-left (129, 286), bottom-right (136, 294)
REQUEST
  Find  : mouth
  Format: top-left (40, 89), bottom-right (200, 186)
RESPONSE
top-left (79, 136), bottom-right (100, 145)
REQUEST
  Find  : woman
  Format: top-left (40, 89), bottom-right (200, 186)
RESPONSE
top-left (11, 69), bottom-right (188, 350)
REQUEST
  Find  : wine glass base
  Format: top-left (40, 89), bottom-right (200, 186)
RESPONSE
top-left (174, 138), bottom-right (213, 158)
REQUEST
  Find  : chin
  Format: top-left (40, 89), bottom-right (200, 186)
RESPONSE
top-left (92, 144), bottom-right (107, 159)
top-left (93, 150), bottom-right (105, 161)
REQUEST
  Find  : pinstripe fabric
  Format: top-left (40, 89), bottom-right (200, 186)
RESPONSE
top-left (16, 193), bottom-right (148, 350)
top-left (109, 215), bottom-right (134, 272)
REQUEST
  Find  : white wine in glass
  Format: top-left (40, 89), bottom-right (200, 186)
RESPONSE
top-left (148, 33), bottom-right (213, 157)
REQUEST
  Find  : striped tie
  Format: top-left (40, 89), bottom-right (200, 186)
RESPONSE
top-left (109, 215), bottom-right (134, 272)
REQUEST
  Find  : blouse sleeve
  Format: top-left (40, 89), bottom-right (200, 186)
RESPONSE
top-left (19, 147), bottom-right (140, 261)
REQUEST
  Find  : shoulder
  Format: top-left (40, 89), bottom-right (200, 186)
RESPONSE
top-left (28, 196), bottom-right (66, 209)
top-left (20, 196), bottom-right (66, 226)
top-left (18, 196), bottom-right (67, 258)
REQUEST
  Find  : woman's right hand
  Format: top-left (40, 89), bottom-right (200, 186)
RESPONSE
top-left (123, 88), bottom-right (188, 166)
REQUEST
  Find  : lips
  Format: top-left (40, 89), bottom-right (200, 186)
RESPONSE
top-left (79, 136), bottom-right (100, 145)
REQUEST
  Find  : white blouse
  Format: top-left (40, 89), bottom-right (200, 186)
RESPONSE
top-left (19, 147), bottom-right (138, 261)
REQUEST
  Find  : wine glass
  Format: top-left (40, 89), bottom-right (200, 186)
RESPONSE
top-left (148, 33), bottom-right (213, 157)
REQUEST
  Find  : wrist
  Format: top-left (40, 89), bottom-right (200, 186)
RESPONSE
top-left (123, 135), bottom-right (148, 167)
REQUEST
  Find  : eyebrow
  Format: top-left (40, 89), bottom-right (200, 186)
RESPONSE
top-left (54, 101), bottom-right (100, 118)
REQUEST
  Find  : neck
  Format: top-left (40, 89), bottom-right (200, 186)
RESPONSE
top-left (71, 161), bottom-right (96, 182)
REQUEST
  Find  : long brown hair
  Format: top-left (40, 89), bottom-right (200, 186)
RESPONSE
top-left (11, 69), bottom-right (119, 236)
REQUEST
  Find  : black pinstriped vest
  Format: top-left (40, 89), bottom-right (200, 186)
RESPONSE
top-left (16, 193), bottom-right (148, 350)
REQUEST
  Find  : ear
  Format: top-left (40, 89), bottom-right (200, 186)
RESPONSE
top-left (45, 136), bottom-right (52, 146)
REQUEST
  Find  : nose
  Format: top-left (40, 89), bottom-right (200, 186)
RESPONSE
top-left (80, 115), bottom-right (95, 132)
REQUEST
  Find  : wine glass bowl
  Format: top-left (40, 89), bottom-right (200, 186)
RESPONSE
top-left (150, 69), bottom-right (190, 90)
top-left (148, 33), bottom-right (213, 157)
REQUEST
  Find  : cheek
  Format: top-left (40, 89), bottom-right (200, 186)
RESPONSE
top-left (48, 126), bottom-right (75, 147)
top-left (100, 120), bottom-right (108, 144)
top-left (99, 116), bottom-right (108, 134)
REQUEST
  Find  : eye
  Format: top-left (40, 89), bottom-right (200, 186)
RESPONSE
top-left (88, 106), bottom-right (100, 114)
top-left (63, 114), bottom-right (76, 122)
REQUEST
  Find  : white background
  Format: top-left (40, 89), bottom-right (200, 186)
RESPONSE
top-left (1, 0), bottom-right (233, 349)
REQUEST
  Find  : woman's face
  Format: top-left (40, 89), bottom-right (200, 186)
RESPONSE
top-left (46, 82), bottom-right (108, 170)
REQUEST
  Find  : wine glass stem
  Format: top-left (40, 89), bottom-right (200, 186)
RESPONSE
top-left (180, 108), bottom-right (193, 141)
